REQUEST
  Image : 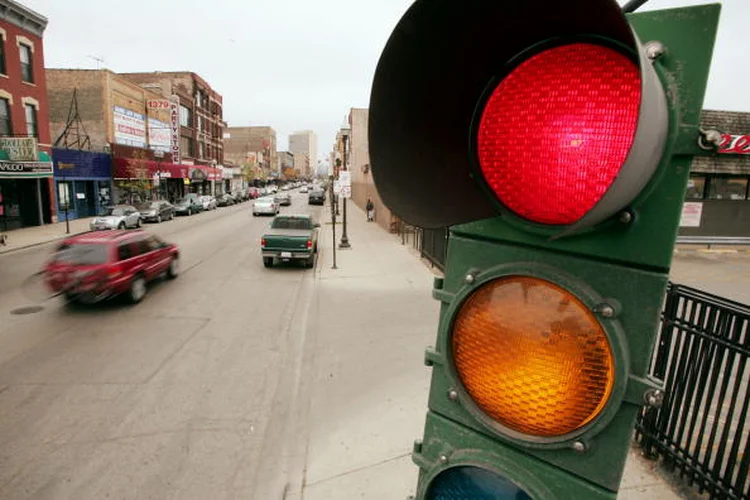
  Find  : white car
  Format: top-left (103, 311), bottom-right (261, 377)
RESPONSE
top-left (90, 205), bottom-right (141, 230)
top-left (200, 195), bottom-right (217, 210)
top-left (253, 198), bottom-right (280, 216)
top-left (300, 186), bottom-right (308, 193)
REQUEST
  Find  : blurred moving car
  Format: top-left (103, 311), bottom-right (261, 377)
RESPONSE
top-left (42, 230), bottom-right (179, 304)
top-left (174, 194), bottom-right (204, 216)
top-left (90, 205), bottom-right (141, 230)
top-left (200, 195), bottom-right (218, 211)
top-left (217, 193), bottom-right (236, 207)
top-left (253, 197), bottom-right (279, 216)
top-left (261, 214), bottom-right (319, 268)
top-left (137, 201), bottom-right (174, 223)
top-left (274, 192), bottom-right (292, 206)
top-left (308, 188), bottom-right (326, 205)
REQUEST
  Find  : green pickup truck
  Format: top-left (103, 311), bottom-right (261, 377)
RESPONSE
top-left (261, 214), bottom-right (320, 268)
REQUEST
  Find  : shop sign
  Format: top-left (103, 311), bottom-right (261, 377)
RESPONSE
top-left (680, 202), bottom-right (703, 227)
top-left (170, 95), bottom-right (180, 164)
top-left (113, 106), bottom-right (146, 148)
top-left (0, 161), bottom-right (53, 177)
top-left (148, 118), bottom-right (171, 153)
top-left (0, 137), bottom-right (38, 161)
top-left (146, 99), bottom-right (171, 110)
top-left (718, 134), bottom-right (750, 155)
top-left (190, 168), bottom-right (208, 181)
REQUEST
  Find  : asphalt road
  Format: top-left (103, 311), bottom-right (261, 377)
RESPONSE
top-left (0, 190), bottom-right (323, 500)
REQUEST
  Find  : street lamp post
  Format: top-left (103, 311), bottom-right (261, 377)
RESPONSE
top-left (339, 132), bottom-right (351, 249)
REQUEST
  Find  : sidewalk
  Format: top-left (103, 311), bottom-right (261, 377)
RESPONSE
top-left (0, 217), bottom-right (91, 254)
top-left (298, 201), bottom-right (688, 499)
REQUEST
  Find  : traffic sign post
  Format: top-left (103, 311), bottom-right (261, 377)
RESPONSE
top-left (368, 1), bottom-right (720, 498)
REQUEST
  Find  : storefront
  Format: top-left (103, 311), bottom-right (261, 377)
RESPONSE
top-left (113, 157), bottom-right (189, 205)
top-left (680, 110), bottom-right (750, 238)
top-left (0, 158), bottom-right (54, 231)
top-left (187, 166), bottom-right (222, 196)
top-left (52, 148), bottom-right (112, 220)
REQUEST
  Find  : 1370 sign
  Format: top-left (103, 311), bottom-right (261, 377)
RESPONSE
top-left (146, 99), bottom-right (171, 110)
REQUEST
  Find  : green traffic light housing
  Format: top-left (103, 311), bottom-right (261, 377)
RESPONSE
top-left (369, 0), bottom-right (670, 235)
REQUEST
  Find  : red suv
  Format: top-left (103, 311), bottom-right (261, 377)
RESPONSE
top-left (43, 230), bottom-right (180, 304)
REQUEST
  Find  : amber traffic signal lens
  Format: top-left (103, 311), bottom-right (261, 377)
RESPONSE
top-left (452, 276), bottom-right (614, 437)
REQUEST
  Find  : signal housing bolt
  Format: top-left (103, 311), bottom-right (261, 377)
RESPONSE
top-left (439, 454), bottom-right (449, 464)
top-left (619, 211), bottom-right (633, 224)
top-left (572, 441), bottom-right (587, 453)
top-left (448, 389), bottom-right (459, 401)
top-left (599, 304), bottom-right (615, 318)
top-left (645, 41), bottom-right (667, 60)
top-left (465, 273), bottom-right (475, 284)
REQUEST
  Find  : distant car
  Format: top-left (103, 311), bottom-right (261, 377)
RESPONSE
top-left (200, 195), bottom-right (217, 211)
top-left (261, 214), bottom-right (320, 268)
top-left (233, 191), bottom-right (248, 202)
top-left (300, 186), bottom-right (308, 194)
top-left (137, 201), bottom-right (174, 223)
top-left (308, 189), bottom-right (326, 205)
top-left (274, 192), bottom-right (292, 206)
top-left (253, 197), bottom-right (279, 216)
top-left (174, 195), bottom-right (204, 216)
top-left (248, 187), bottom-right (260, 199)
top-left (42, 230), bottom-right (179, 304)
top-left (217, 193), bottom-right (236, 207)
top-left (90, 205), bottom-right (141, 230)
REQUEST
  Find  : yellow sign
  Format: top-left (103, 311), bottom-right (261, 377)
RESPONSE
top-left (183, 178), bottom-right (190, 185)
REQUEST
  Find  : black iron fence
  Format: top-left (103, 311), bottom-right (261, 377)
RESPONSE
top-left (636, 283), bottom-right (750, 499)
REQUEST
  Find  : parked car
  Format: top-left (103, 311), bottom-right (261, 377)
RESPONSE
top-left (137, 201), bottom-right (174, 223)
top-left (90, 205), bottom-right (141, 231)
top-left (308, 188), bottom-right (326, 205)
top-left (174, 194), bottom-right (204, 216)
top-left (253, 197), bottom-right (279, 216)
top-left (233, 191), bottom-right (248, 202)
top-left (42, 230), bottom-right (179, 304)
top-left (217, 193), bottom-right (236, 207)
top-left (200, 195), bottom-right (217, 211)
top-left (261, 214), bottom-right (320, 268)
top-left (300, 186), bottom-right (309, 193)
top-left (274, 192), bottom-right (292, 206)
top-left (259, 187), bottom-right (269, 196)
top-left (248, 187), bottom-right (260, 199)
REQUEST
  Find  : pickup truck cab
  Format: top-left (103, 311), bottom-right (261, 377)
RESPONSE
top-left (261, 214), bottom-right (319, 268)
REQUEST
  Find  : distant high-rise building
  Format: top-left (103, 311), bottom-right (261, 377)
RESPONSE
top-left (288, 130), bottom-right (317, 178)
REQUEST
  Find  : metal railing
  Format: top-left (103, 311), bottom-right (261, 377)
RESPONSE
top-left (636, 283), bottom-right (750, 499)
top-left (420, 227), bottom-right (449, 271)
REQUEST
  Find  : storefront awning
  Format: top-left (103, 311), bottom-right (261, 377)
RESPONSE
top-left (113, 157), bottom-right (221, 181)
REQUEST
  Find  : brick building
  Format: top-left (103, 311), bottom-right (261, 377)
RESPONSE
top-left (0, 0), bottom-right (54, 231)
top-left (682, 109), bottom-right (750, 237)
top-left (223, 126), bottom-right (277, 180)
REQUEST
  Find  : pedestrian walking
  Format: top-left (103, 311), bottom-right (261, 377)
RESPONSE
top-left (366, 198), bottom-right (375, 222)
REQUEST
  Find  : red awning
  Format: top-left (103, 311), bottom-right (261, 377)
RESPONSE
top-left (114, 158), bottom-right (191, 180)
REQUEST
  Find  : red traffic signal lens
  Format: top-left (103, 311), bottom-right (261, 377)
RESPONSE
top-left (452, 276), bottom-right (615, 437)
top-left (477, 43), bottom-right (641, 225)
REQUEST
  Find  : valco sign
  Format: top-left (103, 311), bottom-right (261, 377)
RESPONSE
top-left (170, 95), bottom-right (180, 164)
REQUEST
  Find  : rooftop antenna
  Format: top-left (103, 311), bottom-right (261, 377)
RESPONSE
top-left (88, 54), bottom-right (105, 69)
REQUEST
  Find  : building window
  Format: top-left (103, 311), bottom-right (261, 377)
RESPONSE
top-left (0, 36), bottom-right (6, 75)
top-left (199, 142), bottom-right (205, 158)
top-left (19, 44), bottom-right (33, 83)
top-left (0, 98), bottom-right (10, 135)
top-left (686, 175), bottom-right (705, 200)
top-left (707, 176), bottom-right (749, 200)
top-left (24, 103), bottom-right (37, 137)
top-left (179, 105), bottom-right (191, 127)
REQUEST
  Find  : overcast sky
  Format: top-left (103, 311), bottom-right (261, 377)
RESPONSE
top-left (22, 0), bottom-right (750, 166)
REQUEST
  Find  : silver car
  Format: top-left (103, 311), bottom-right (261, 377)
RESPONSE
top-left (90, 205), bottom-right (141, 230)
top-left (253, 197), bottom-right (279, 216)
top-left (200, 195), bottom-right (217, 210)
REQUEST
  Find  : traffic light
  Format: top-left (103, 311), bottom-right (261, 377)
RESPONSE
top-left (368, 0), bottom-right (720, 498)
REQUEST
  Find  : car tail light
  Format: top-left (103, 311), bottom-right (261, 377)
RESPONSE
top-left (451, 276), bottom-right (614, 437)
top-left (261, 238), bottom-right (267, 247)
top-left (307, 239), bottom-right (312, 249)
top-left (476, 43), bottom-right (641, 225)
